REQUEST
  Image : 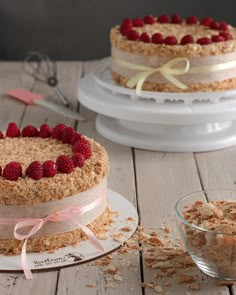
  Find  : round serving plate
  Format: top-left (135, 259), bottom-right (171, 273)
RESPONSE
top-left (0, 190), bottom-right (138, 274)
top-left (78, 64), bottom-right (236, 152)
top-left (93, 58), bottom-right (236, 105)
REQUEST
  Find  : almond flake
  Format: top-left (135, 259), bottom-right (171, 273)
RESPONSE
top-left (154, 285), bottom-right (163, 293)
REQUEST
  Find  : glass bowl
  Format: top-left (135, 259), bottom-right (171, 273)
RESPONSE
top-left (175, 189), bottom-right (236, 280)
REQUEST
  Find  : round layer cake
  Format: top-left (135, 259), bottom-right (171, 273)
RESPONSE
top-left (110, 14), bottom-right (236, 92)
top-left (0, 123), bottom-right (110, 255)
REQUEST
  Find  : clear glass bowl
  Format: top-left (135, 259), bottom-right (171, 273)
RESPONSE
top-left (175, 189), bottom-right (236, 280)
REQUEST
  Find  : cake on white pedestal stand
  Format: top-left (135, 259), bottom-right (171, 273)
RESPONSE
top-left (78, 59), bottom-right (236, 152)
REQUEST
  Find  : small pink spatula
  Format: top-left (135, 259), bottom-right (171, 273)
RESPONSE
top-left (6, 88), bottom-right (84, 121)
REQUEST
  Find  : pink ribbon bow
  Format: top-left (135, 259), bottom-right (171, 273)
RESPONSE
top-left (0, 189), bottom-right (107, 279)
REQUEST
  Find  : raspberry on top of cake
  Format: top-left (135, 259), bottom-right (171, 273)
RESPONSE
top-left (110, 14), bottom-right (236, 92)
top-left (0, 122), bottom-right (109, 205)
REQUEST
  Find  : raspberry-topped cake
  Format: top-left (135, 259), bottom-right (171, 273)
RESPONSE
top-left (110, 14), bottom-right (236, 92)
top-left (0, 122), bottom-right (110, 256)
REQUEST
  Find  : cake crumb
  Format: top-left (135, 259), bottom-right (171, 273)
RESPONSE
top-left (112, 233), bottom-right (125, 243)
top-left (188, 283), bottom-right (200, 290)
top-left (154, 285), bottom-right (163, 293)
top-left (120, 226), bottom-right (132, 232)
top-left (127, 217), bottom-right (136, 221)
top-left (86, 283), bottom-right (96, 288)
top-left (176, 273), bottom-right (195, 284)
top-left (114, 274), bottom-right (123, 282)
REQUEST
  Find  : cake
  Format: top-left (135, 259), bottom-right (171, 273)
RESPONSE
top-left (0, 122), bottom-right (110, 256)
top-left (110, 14), bottom-right (236, 93)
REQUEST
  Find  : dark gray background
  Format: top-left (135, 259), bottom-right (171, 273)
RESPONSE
top-left (1, 0), bottom-right (235, 60)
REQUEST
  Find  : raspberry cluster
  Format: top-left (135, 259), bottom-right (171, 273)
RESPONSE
top-left (0, 122), bottom-right (92, 181)
top-left (119, 14), bottom-right (233, 46)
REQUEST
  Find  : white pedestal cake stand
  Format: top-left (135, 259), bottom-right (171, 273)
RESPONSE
top-left (78, 59), bottom-right (236, 152)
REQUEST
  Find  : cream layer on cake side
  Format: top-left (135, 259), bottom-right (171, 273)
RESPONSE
top-left (110, 18), bottom-right (236, 92)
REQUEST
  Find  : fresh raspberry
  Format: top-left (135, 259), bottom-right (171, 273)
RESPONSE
top-left (22, 125), bottom-right (39, 137)
top-left (121, 18), bottom-right (133, 28)
top-left (43, 160), bottom-right (58, 177)
top-left (197, 37), bottom-right (212, 45)
top-left (164, 36), bottom-right (178, 45)
top-left (39, 123), bottom-right (52, 138)
top-left (51, 124), bottom-right (67, 140)
top-left (139, 32), bottom-right (150, 43)
top-left (61, 127), bottom-right (76, 144)
top-left (212, 35), bottom-right (225, 42)
top-left (210, 21), bottom-right (220, 30)
top-left (6, 122), bottom-right (20, 137)
top-left (72, 138), bottom-right (92, 159)
top-left (0, 132), bottom-right (3, 139)
top-left (186, 16), bottom-right (198, 24)
top-left (120, 25), bottom-right (132, 36)
top-left (132, 18), bottom-right (144, 27)
top-left (127, 29), bottom-right (139, 41)
top-left (72, 153), bottom-right (86, 168)
top-left (143, 15), bottom-right (155, 24)
top-left (3, 162), bottom-right (22, 181)
top-left (26, 161), bottom-right (43, 180)
top-left (200, 17), bottom-right (213, 27)
top-left (171, 14), bottom-right (182, 24)
top-left (219, 31), bottom-right (233, 40)
top-left (157, 14), bottom-right (170, 23)
top-left (0, 165), bottom-right (2, 176)
top-left (220, 21), bottom-right (228, 31)
top-left (71, 133), bottom-right (83, 145)
top-left (56, 155), bottom-right (74, 174)
top-left (151, 33), bottom-right (164, 44)
top-left (180, 34), bottom-right (194, 45)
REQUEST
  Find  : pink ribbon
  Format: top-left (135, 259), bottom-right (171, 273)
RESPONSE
top-left (0, 189), bottom-right (107, 279)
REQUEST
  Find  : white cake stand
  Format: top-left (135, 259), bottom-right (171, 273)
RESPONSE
top-left (78, 60), bottom-right (236, 152)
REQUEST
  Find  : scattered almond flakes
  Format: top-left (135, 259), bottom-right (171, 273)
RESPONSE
top-left (188, 283), bottom-right (200, 290)
top-left (104, 283), bottom-right (118, 289)
top-left (146, 237), bottom-right (164, 246)
top-left (114, 274), bottom-right (123, 282)
top-left (112, 233), bottom-right (125, 243)
top-left (95, 257), bottom-right (111, 266)
top-left (120, 226), bottom-right (132, 232)
top-left (164, 227), bottom-right (171, 233)
top-left (154, 285), bottom-right (163, 293)
top-left (86, 283), bottom-right (96, 288)
top-left (96, 232), bottom-right (109, 240)
top-left (127, 216), bottom-right (136, 221)
top-left (106, 265), bottom-right (119, 274)
top-left (141, 282), bottom-right (154, 288)
top-left (176, 273), bottom-right (195, 284)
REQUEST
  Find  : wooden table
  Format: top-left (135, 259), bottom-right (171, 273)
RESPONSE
top-left (0, 61), bottom-right (235, 295)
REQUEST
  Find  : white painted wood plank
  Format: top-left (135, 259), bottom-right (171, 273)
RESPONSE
top-left (57, 62), bottom-right (142, 295)
top-left (0, 62), bottom-right (26, 129)
top-left (135, 150), bottom-right (229, 295)
top-left (0, 272), bottom-right (58, 295)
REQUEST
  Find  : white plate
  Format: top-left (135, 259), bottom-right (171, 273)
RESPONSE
top-left (0, 190), bottom-right (138, 273)
top-left (93, 58), bottom-right (236, 104)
